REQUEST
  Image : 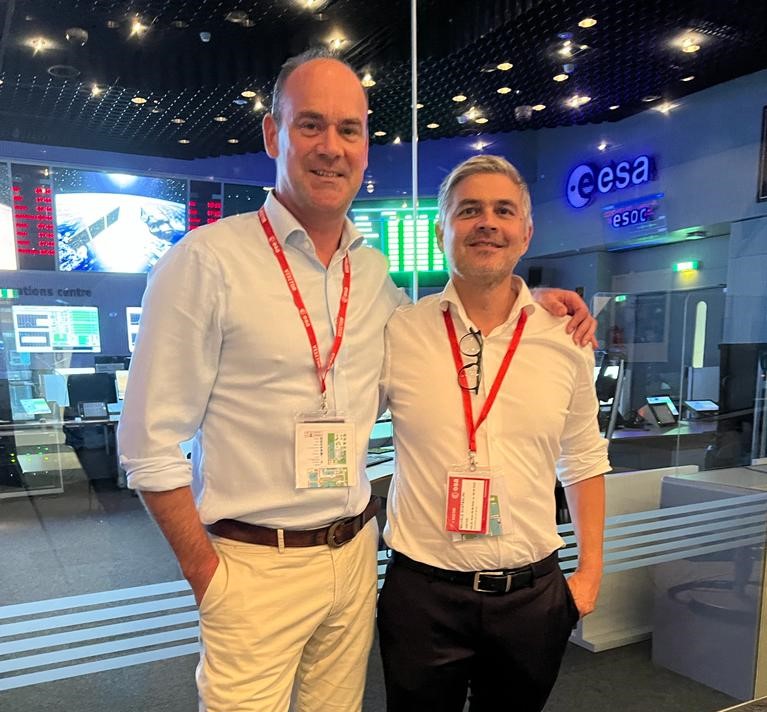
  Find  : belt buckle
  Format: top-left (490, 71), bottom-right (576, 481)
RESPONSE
top-left (326, 518), bottom-right (349, 548)
top-left (472, 571), bottom-right (513, 593)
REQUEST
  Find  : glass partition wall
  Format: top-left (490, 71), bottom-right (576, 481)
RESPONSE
top-left (2, 1), bottom-right (767, 711)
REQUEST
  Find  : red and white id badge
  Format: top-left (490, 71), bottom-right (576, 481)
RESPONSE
top-left (445, 467), bottom-right (491, 534)
top-left (294, 413), bottom-right (357, 489)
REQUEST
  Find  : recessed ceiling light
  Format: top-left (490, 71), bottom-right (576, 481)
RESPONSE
top-left (566, 95), bottom-right (591, 108)
top-left (452, 94), bottom-right (467, 102)
top-left (150, 107), bottom-right (161, 113)
top-left (642, 94), bottom-right (660, 102)
top-left (131, 96), bottom-right (147, 104)
top-left (28, 37), bottom-right (50, 53)
top-left (681, 75), bottom-right (695, 82)
top-left (680, 36), bottom-right (701, 53)
top-left (393, 136), bottom-right (401, 144)
top-left (416, 103), bottom-right (423, 109)
top-left (475, 117), bottom-right (488, 124)
top-left (474, 140), bottom-right (488, 150)
top-left (367, 109), bottom-right (373, 114)
top-left (553, 73), bottom-right (569, 82)
top-left (233, 98), bottom-right (248, 106)
top-left (682, 43), bottom-right (700, 53)
top-left (253, 99), bottom-right (264, 111)
top-left (130, 20), bottom-right (147, 37)
top-left (609, 104), bottom-right (620, 110)
top-left (213, 116), bottom-right (228, 122)
top-left (178, 139), bottom-right (190, 144)
top-left (496, 62), bottom-right (513, 71)
top-left (374, 130), bottom-right (386, 137)
top-left (227, 138), bottom-right (239, 144)
top-left (532, 104), bottom-right (546, 111)
top-left (90, 84), bottom-right (102, 96)
top-left (241, 90), bottom-right (256, 98)
top-left (225, 10), bottom-right (249, 23)
top-left (497, 87), bottom-right (512, 94)
top-left (329, 37), bottom-right (346, 50)
top-left (361, 72), bottom-right (376, 88)
top-left (106, 20), bottom-right (119, 29)
top-left (578, 17), bottom-right (597, 28)
top-left (426, 122), bottom-right (439, 129)
top-left (171, 19), bottom-right (189, 29)
top-left (171, 117), bottom-right (186, 124)
top-left (597, 140), bottom-right (608, 151)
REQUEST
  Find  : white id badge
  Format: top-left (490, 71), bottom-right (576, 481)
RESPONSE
top-left (294, 413), bottom-right (357, 489)
top-left (445, 466), bottom-right (506, 541)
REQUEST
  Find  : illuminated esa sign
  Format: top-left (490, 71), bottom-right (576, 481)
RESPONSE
top-left (566, 155), bottom-right (656, 209)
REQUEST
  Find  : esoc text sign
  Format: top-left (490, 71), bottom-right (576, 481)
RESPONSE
top-left (566, 155), bottom-right (657, 209)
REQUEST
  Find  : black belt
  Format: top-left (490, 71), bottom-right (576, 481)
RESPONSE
top-left (390, 550), bottom-right (559, 594)
top-left (206, 496), bottom-right (380, 548)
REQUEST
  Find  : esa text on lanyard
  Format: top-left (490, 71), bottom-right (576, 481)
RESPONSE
top-left (259, 207), bottom-right (357, 489)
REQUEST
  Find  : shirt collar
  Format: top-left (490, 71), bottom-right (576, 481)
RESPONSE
top-left (438, 275), bottom-right (537, 334)
top-left (262, 191), bottom-right (364, 254)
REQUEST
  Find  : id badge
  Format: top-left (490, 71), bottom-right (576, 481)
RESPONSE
top-left (445, 466), bottom-right (492, 534)
top-left (295, 412), bottom-right (357, 489)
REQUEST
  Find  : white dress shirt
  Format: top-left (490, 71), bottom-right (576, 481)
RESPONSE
top-left (118, 192), bottom-right (405, 528)
top-left (381, 276), bottom-right (610, 571)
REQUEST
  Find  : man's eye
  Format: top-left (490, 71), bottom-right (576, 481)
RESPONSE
top-left (458, 207), bottom-right (478, 217)
top-left (340, 125), bottom-right (362, 137)
top-left (497, 207), bottom-right (513, 216)
top-left (299, 121), bottom-right (320, 133)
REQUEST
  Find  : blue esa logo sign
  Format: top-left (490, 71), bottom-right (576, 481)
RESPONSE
top-left (566, 155), bottom-right (656, 209)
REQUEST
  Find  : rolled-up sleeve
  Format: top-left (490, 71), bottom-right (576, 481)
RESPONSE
top-left (556, 348), bottom-right (611, 486)
top-left (117, 239), bottom-right (224, 491)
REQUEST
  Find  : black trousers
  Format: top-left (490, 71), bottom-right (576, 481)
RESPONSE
top-left (376, 553), bottom-right (579, 712)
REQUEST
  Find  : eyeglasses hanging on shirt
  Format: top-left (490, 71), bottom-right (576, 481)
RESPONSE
top-left (459, 329), bottom-right (484, 395)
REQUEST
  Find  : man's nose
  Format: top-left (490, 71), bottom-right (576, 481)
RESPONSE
top-left (476, 209), bottom-right (499, 230)
top-left (317, 126), bottom-right (343, 157)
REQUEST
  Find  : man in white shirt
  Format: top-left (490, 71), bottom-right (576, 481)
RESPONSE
top-left (378, 154), bottom-right (610, 712)
top-left (119, 49), bottom-right (597, 712)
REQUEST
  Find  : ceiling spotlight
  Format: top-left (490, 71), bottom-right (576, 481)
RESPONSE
top-left (642, 94), bottom-right (660, 103)
top-left (130, 19), bottom-right (147, 37)
top-left (233, 98), bottom-right (248, 106)
top-left (199, 31), bottom-right (211, 42)
top-left (241, 90), bottom-right (256, 98)
top-left (426, 122), bottom-right (439, 129)
top-left (227, 138), bottom-right (240, 144)
top-left (225, 10), bottom-right (249, 23)
top-left (171, 117), bottom-right (186, 124)
top-left (654, 101), bottom-right (676, 114)
top-left (416, 103), bottom-right (424, 109)
top-left (90, 84), bottom-right (102, 96)
top-left (150, 107), bottom-right (161, 113)
top-left (65, 27), bottom-right (89, 46)
top-left (566, 95), bottom-right (591, 108)
top-left (253, 98), bottom-right (264, 111)
top-left (367, 109), bottom-right (373, 114)
top-left (361, 72), bottom-right (376, 88)
top-left (597, 140), bottom-right (608, 151)
top-left (178, 139), bottom-right (190, 144)
top-left (393, 136), bottom-right (402, 144)
top-left (474, 140), bottom-right (488, 151)
top-left (496, 62), bottom-right (513, 71)
top-left (171, 19), bottom-right (189, 29)
top-left (366, 182), bottom-right (375, 194)
top-left (106, 20), bottom-right (119, 29)
top-left (452, 94), bottom-right (467, 102)
top-left (532, 104), bottom-right (546, 111)
top-left (609, 104), bottom-right (620, 110)
top-left (558, 40), bottom-right (573, 57)
top-left (553, 73), bottom-right (569, 82)
top-left (681, 37), bottom-right (700, 53)
top-left (131, 96), bottom-right (147, 104)
top-left (681, 75), bottom-right (695, 82)
top-left (329, 37), bottom-right (346, 50)
top-left (497, 87), bottom-right (512, 94)
top-left (578, 17), bottom-right (597, 28)
top-left (213, 116), bottom-right (228, 122)
top-left (373, 130), bottom-right (386, 137)
top-left (29, 37), bottom-right (49, 54)
top-left (475, 117), bottom-right (489, 124)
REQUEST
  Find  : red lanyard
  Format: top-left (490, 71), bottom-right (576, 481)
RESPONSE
top-left (443, 307), bottom-right (527, 462)
top-left (259, 207), bottom-right (351, 407)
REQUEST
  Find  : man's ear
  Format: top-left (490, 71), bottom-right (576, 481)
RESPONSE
top-left (435, 222), bottom-right (445, 252)
top-left (521, 222), bottom-right (534, 256)
top-left (263, 113), bottom-right (279, 158)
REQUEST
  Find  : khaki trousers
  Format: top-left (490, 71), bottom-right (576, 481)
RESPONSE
top-left (197, 518), bottom-right (378, 712)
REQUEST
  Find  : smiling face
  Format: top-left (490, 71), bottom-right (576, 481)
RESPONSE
top-left (437, 172), bottom-right (533, 287)
top-left (262, 58), bottom-right (369, 226)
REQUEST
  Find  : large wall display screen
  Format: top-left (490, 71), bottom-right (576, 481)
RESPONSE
top-left (350, 199), bottom-right (445, 273)
top-left (0, 163), bottom-right (17, 270)
top-left (223, 183), bottom-right (266, 217)
top-left (11, 163), bottom-right (56, 271)
top-left (54, 169), bottom-right (187, 273)
top-left (189, 181), bottom-right (222, 230)
top-left (12, 305), bottom-right (101, 353)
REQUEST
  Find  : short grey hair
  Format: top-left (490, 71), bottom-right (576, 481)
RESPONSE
top-left (271, 48), bottom-right (363, 126)
top-left (437, 154), bottom-right (533, 228)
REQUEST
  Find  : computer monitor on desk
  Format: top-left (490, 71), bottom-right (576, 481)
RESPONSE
top-left (66, 373), bottom-right (117, 414)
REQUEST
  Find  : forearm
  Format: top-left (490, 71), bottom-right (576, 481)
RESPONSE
top-left (140, 487), bottom-right (218, 583)
top-left (564, 474), bottom-right (605, 574)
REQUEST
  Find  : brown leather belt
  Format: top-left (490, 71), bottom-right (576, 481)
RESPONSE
top-left (206, 495), bottom-right (381, 549)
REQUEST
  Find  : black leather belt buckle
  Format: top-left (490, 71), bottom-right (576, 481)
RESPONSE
top-left (473, 571), bottom-right (513, 593)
